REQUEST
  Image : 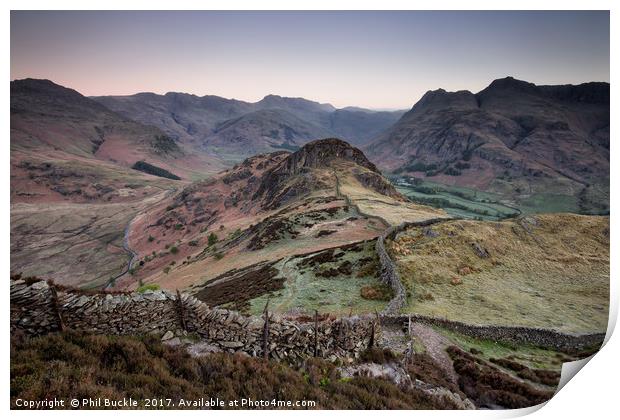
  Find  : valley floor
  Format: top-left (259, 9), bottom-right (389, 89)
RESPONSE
top-left (10, 188), bottom-right (175, 289)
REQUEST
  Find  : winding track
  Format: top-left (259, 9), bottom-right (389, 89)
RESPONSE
top-left (105, 188), bottom-right (176, 289)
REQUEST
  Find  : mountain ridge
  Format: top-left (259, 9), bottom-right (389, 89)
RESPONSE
top-left (366, 76), bottom-right (609, 212)
top-left (92, 87), bottom-right (405, 158)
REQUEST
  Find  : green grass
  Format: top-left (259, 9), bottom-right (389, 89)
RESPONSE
top-left (392, 216), bottom-right (609, 334)
top-left (247, 242), bottom-right (387, 316)
top-left (394, 180), bottom-right (518, 221)
top-left (392, 176), bottom-right (601, 218)
top-left (518, 193), bottom-right (579, 214)
top-left (436, 327), bottom-right (567, 371)
top-left (136, 284), bottom-right (161, 293)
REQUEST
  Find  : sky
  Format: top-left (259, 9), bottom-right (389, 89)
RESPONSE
top-left (10, 11), bottom-right (610, 109)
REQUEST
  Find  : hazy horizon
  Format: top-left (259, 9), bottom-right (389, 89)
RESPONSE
top-left (11, 11), bottom-right (610, 109)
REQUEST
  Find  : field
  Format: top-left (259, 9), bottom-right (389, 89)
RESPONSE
top-left (393, 176), bottom-right (608, 220)
top-left (246, 241), bottom-right (389, 316)
top-left (393, 178), bottom-right (519, 221)
top-left (337, 168), bottom-right (447, 225)
top-left (389, 214), bottom-right (609, 334)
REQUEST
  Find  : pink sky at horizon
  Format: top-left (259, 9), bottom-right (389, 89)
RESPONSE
top-left (11, 11), bottom-right (609, 109)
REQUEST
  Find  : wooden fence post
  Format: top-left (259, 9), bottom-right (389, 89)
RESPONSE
top-left (408, 314), bottom-right (413, 362)
top-left (176, 290), bottom-right (187, 331)
top-left (368, 309), bottom-right (382, 350)
top-left (262, 300), bottom-right (270, 360)
top-left (314, 310), bottom-right (319, 357)
top-left (48, 283), bottom-right (65, 332)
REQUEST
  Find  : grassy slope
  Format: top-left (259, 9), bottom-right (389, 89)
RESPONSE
top-left (11, 188), bottom-right (177, 289)
top-left (247, 241), bottom-right (389, 316)
top-left (390, 214), bottom-right (609, 333)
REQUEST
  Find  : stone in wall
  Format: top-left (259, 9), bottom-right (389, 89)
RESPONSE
top-left (10, 280), bottom-right (377, 364)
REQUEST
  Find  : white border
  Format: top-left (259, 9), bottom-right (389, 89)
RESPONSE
top-left (2, 2), bottom-right (617, 420)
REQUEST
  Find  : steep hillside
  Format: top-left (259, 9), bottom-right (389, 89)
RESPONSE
top-left (328, 108), bottom-right (404, 145)
top-left (205, 109), bottom-right (333, 160)
top-left (93, 91), bottom-right (255, 147)
top-left (255, 94), bottom-right (336, 126)
top-left (11, 79), bottom-right (225, 184)
top-left (93, 91), bottom-right (404, 158)
top-left (367, 77), bottom-right (609, 213)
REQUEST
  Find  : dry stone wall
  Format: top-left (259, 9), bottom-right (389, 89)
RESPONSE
top-left (376, 218), bottom-right (449, 315)
top-left (11, 280), bottom-right (602, 357)
top-left (10, 280), bottom-right (376, 363)
top-left (381, 314), bottom-right (605, 353)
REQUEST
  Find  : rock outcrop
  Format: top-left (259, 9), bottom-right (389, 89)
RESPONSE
top-left (254, 138), bottom-right (403, 209)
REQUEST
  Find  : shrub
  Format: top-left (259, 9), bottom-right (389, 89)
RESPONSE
top-left (208, 233), bottom-right (218, 246)
top-left (136, 284), bottom-right (160, 293)
top-left (228, 229), bottom-right (242, 240)
top-left (356, 261), bottom-right (379, 278)
top-left (446, 346), bottom-right (554, 408)
top-left (163, 267), bottom-right (171, 274)
top-left (444, 167), bottom-right (462, 176)
top-left (420, 292), bottom-right (435, 301)
top-left (462, 149), bottom-right (474, 161)
top-left (213, 252), bottom-right (224, 260)
top-left (10, 332), bottom-right (467, 409)
top-left (148, 235), bottom-right (155, 242)
top-left (151, 135), bottom-right (181, 155)
top-left (170, 246), bottom-right (179, 254)
top-left (360, 284), bottom-right (393, 301)
top-left (188, 240), bottom-right (199, 247)
top-left (406, 353), bottom-right (461, 394)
